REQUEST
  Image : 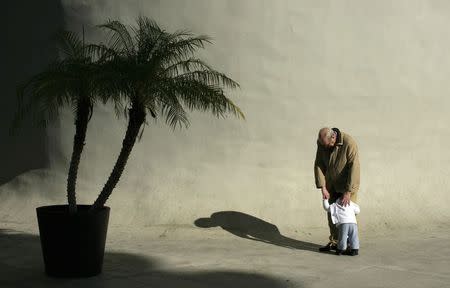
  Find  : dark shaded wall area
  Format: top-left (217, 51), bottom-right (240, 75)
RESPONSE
top-left (2, 1), bottom-right (64, 184)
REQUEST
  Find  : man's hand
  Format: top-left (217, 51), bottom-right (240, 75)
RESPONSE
top-left (341, 192), bottom-right (351, 206)
top-left (321, 187), bottom-right (330, 199)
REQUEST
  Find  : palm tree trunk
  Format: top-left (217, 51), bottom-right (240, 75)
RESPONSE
top-left (90, 105), bottom-right (146, 212)
top-left (67, 98), bottom-right (91, 214)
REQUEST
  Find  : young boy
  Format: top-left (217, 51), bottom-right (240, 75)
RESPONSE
top-left (322, 196), bottom-right (360, 256)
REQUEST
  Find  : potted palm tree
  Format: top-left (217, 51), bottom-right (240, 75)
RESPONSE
top-left (12, 17), bottom-right (244, 278)
top-left (11, 30), bottom-right (115, 277)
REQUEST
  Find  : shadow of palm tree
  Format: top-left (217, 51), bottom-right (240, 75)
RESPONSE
top-left (0, 228), bottom-right (294, 288)
top-left (194, 211), bottom-right (322, 253)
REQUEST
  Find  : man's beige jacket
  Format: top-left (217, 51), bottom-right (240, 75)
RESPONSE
top-left (314, 128), bottom-right (360, 194)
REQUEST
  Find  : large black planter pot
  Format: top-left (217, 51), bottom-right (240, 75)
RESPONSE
top-left (36, 205), bottom-right (110, 278)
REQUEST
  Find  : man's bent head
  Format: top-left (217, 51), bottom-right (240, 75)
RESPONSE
top-left (318, 127), bottom-right (336, 148)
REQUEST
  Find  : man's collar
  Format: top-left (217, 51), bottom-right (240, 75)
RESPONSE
top-left (332, 127), bottom-right (343, 146)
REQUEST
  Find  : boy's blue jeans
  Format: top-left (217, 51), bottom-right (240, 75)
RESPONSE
top-left (337, 223), bottom-right (360, 250)
top-left (326, 189), bottom-right (358, 245)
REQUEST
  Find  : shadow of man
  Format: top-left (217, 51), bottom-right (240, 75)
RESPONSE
top-left (195, 211), bottom-right (322, 252)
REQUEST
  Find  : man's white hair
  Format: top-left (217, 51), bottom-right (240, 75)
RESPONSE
top-left (318, 127), bottom-right (336, 140)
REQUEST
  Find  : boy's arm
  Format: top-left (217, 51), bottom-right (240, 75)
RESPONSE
top-left (353, 203), bottom-right (360, 215)
top-left (322, 199), bottom-right (331, 212)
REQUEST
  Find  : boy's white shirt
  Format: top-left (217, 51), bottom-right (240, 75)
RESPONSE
top-left (322, 199), bottom-right (360, 226)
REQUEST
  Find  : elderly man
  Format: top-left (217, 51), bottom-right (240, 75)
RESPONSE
top-left (314, 127), bottom-right (360, 252)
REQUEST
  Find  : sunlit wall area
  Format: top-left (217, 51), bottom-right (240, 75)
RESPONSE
top-left (2, 0), bottom-right (450, 233)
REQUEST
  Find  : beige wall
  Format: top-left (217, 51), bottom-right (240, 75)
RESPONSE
top-left (2, 0), bottom-right (450, 232)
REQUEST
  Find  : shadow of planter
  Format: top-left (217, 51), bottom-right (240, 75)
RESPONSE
top-left (0, 228), bottom-right (297, 287)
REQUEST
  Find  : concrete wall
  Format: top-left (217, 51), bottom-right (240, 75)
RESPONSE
top-left (2, 0), bottom-right (450, 233)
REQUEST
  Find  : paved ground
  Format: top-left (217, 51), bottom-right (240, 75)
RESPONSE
top-left (0, 221), bottom-right (449, 288)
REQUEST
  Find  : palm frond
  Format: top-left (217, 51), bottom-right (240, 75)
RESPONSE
top-left (172, 79), bottom-right (244, 119)
top-left (85, 43), bottom-right (118, 61)
top-left (14, 64), bottom-right (72, 129)
top-left (163, 58), bottom-right (212, 76)
top-left (158, 95), bottom-right (189, 130)
top-left (155, 34), bottom-right (212, 67)
top-left (176, 70), bottom-right (239, 89)
top-left (97, 20), bottom-right (135, 56)
top-left (56, 30), bottom-right (84, 59)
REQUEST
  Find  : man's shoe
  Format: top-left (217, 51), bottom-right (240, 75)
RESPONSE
top-left (335, 248), bottom-right (343, 255)
top-left (319, 242), bottom-right (337, 252)
top-left (343, 249), bottom-right (359, 256)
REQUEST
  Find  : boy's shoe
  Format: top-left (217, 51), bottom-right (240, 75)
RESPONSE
top-left (343, 249), bottom-right (359, 256)
top-left (335, 249), bottom-right (344, 255)
top-left (319, 242), bottom-right (337, 252)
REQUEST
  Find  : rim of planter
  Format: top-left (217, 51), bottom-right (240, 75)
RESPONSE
top-left (36, 204), bottom-right (110, 214)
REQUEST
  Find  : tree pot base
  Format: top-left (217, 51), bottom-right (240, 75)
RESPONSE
top-left (36, 204), bottom-right (110, 278)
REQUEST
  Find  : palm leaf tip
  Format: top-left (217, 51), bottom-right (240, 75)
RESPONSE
top-left (232, 104), bottom-right (245, 120)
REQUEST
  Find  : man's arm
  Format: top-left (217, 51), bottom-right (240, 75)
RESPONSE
top-left (345, 140), bottom-right (360, 194)
top-left (314, 143), bottom-right (327, 189)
